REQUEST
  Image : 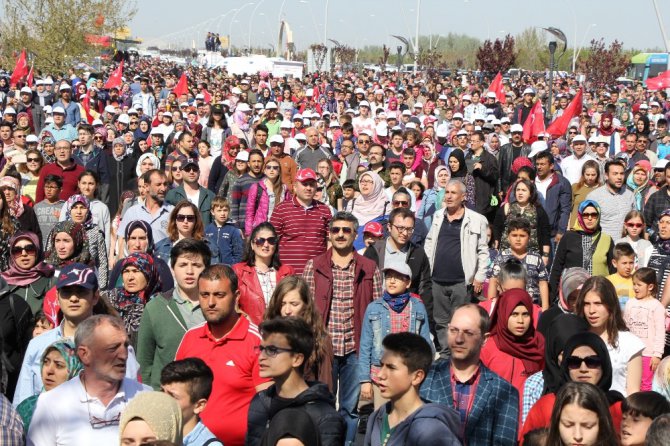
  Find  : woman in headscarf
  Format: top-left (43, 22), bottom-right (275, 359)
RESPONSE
top-left (208, 135), bottom-right (242, 195)
top-left (480, 288), bottom-right (545, 430)
top-left (549, 199), bottom-right (615, 297)
top-left (626, 160), bottom-right (657, 211)
top-left (135, 152), bottom-right (161, 179)
top-left (0, 191), bottom-right (19, 271)
top-left (347, 171), bottom-right (388, 225)
top-left (62, 194), bottom-right (108, 289)
top-left (0, 175), bottom-right (41, 238)
top-left (102, 252), bottom-right (159, 347)
top-left (521, 331), bottom-right (625, 438)
top-left (106, 136), bottom-right (138, 217)
top-left (16, 340), bottom-right (83, 431)
top-left (107, 220), bottom-right (173, 292)
top-left (521, 314), bottom-right (589, 424)
top-left (2, 231), bottom-right (54, 315)
top-left (119, 391), bottom-right (183, 446)
top-left (417, 164), bottom-right (450, 230)
top-left (230, 103), bottom-right (254, 146)
top-left (43, 221), bottom-right (92, 271)
top-left (447, 149), bottom-right (476, 209)
top-left (597, 112), bottom-right (620, 154)
top-left (39, 133), bottom-right (56, 164)
top-left (133, 117), bottom-right (152, 141)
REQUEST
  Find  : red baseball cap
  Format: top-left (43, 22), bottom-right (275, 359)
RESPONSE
top-left (363, 221), bottom-right (384, 237)
top-left (295, 168), bottom-right (318, 183)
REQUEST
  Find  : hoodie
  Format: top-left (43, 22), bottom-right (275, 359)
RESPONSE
top-left (246, 382), bottom-right (345, 446)
top-left (364, 401), bottom-right (462, 446)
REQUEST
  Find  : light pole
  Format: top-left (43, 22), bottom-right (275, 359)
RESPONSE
top-left (572, 23), bottom-right (596, 72)
top-left (323, 0), bottom-right (330, 70)
top-left (414, 0), bottom-right (421, 75)
top-left (229, 2), bottom-right (254, 56)
top-left (547, 41), bottom-right (557, 122)
top-left (397, 45), bottom-right (402, 72)
top-left (248, 0), bottom-right (266, 54)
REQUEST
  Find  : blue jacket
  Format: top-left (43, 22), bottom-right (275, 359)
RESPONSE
top-left (73, 146), bottom-right (111, 184)
top-left (204, 222), bottom-right (244, 265)
top-left (358, 296), bottom-right (433, 383)
top-left (364, 402), bottom-right (462, 446)
top-left (420, 360), bottom-right (519, 446)
top-left (53, 100), bottom-right (81, 126)
top-left (541, 172), bottom-right (572, 236)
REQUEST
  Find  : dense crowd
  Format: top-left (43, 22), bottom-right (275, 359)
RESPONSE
top-left (3, 58), bottom-right (670, 446)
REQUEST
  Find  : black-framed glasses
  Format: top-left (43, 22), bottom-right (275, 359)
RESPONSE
top-left (183, 165), bottom-right (199, 173)
top-left (391, 224), bottom-right (414, 234)
top-left (171, 165), bottom-right (183, 171)
top-left (254, 236), bottom-right (278, 246)
top-left (176, 214), bottom-right (196, 222)
top-left (27, 157), bottom-right (41, 162)
top-left (254, 345), bottom-right (294, 357)
top-left (392, 200), bottom-right (409, 207)
top-left (11, 244), bottom-right (37, 256)
top-left (330, 226), bottom-right (353, 234)
top-left (566, 355), bottom-right (602, 370)
top-left (265, 165), bottom-right (280, 171)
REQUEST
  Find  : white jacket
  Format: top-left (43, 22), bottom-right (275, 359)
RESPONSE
top-left (424, 207), bottom-right (489, 284)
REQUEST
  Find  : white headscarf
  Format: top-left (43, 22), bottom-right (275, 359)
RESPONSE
top-left (135, 152), bottom-right (161, 177)
top-left (351, 171), bottom-right (388, 226)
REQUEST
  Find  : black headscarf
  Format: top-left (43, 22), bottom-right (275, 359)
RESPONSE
top-left (124, 220), bottom-right (155, 254)
top-left (261, 407), bottom-right (321, 446)
top-left (560, 332), bottom-right (623, 404)
top-left (448, 149), bottom-right (468, 178)
top-left (542, 314), bottom-right (589, 394)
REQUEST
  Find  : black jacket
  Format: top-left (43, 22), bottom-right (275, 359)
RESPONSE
top-left (106, 153), bottom-right (139, 217)
top-left (497, 142), bottom-right (530, 196)
top-left (245, 382), bottom-right (345, 446)
top-left (465, 149), bottom-right (499, 216)
top-left (208, 159), bottom-right (229, 194)
top-left (0, 278), bottom-right (33, 400)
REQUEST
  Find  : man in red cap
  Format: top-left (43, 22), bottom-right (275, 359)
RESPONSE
top-left (269, 168), bottom-right (331, 274)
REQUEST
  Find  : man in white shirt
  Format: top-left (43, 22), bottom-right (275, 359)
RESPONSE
top-left (352, 101), bottom-right (375, 136)
top-left (560, 135), bottom-right (595, 184)
top-left (27, 314), bottom-right (150, 446)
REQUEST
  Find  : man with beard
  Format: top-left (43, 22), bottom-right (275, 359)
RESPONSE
top-left (53, 84), bottom-right (81, 126)
top-left (497, 124), bottom-right (530, 199)
top-left (586, 160), bottom-right (635, 240)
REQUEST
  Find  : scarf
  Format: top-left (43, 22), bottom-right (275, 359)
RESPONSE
top-left (222, 134), bottom-right (241, 167)
top-left (233, 109), bottom-right (250, 131)
top-left (573, 199), bottom-right (601, 235)
top-left (42, 340), bottom-right (83, 381)
top-left (542, 314), bottom-right (589, 394)
top-left (351, 171), bottom-right (388, 226)
top-left (117, 252), bottom-right (160, 304)
top-left (124, 220), bottom-right (155, 255)
top-left (0, 176), bottom-right (24, 218)
top-left (489, 289), bottom-right (545, 375)
top-left (133, 117), bottom-right (151, 140)
top-left (44, 221), bottom-right (92, 267)
top-left (382, 291), bottom-right (411, 313)
top-left (119, 392), bottom-right (183, 446)
top-left (64, 194), bottom-right (93, 228)
top-left (40, 133), bottom-right (57, 164)
top-left (598, 112), bottom-right (615, 136)
top-left (626, 163), bottom-right (653, 211)
top-left (0, 231), bottom-right (54, 286)
top-left (560, 332), bottom-right (614, 393)
top-left (448, 149), bottom-right (468, 178)
top-left (135, 152), bottom-right (161, 177)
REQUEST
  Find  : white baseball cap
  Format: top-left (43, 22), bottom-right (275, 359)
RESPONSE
top-left (117, 114), bottom-right (130, 124)
top-left (510, 124), bottom-right (524, 133)
top-left (51, 106), bottom-right (65, 115)
top-left (269, 135), bottom-right (284, 144)
top-left (236, 103), bottom-right (251, 112)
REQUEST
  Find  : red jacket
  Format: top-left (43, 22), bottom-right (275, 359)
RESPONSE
top-left (310, 250), bottom-right (378, 353)
top-left (232, 262), bottom-right (295, 325)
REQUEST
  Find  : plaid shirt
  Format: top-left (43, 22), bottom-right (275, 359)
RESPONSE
top-left (521, 371), bottom-right (544, 424)
top-left (328, 258), bottom-right (357, 356)
top-left (0, 394), bottom-right (24, 445)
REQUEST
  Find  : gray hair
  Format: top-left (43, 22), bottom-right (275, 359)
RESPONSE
top-left (446, 179), bottom-right (466, 195)
top-left (329, 211), bottom-right (360, 233)
top-left (74, 314), bottom-right (126, 349)
top-left (646, 414), bottom-right (670, 446)
top-left (499, 259), bottom-right (528, 286)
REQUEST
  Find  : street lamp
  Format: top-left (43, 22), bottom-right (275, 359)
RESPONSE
top-left (397, 45), bottom-right (403, 72)
top-left (572, 23), bottom-right (596, 72)
top-left (229, 2), bottom-right (254, 56)
top-left (248, 0), bottom-right (266, 54)
top-left (547, 41), bottom-right (557, 121)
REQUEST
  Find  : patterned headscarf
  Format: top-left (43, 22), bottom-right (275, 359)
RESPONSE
top-left (64, 194), bottom-right (93, 228)
top-left (123, 220), bottom-right (155, 254)
top-left (0, 175), bottom-right (24, 218)
top-left (118, 252), bottom-right (160, 303)
top-left (42, 340), bottom-right (83, 382)
top-left (44, 221), bottom-right (92, 267)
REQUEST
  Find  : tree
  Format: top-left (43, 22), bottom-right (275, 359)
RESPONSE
top-left (309, 43), bottom-right (328, 72)
top-left (578, 38), bottom-right (630, 88)
top-left (378, 45), bottom-right (390, 71)
top-left (515, 27), bottom-right (550, 71)
top-left (1, 0), bottom-right (137, 72)
top-left (476, 34), bottom-right (516, 74)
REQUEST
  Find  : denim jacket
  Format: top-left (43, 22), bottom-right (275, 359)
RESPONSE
top-left (358, 296), bottom-right (433, 383)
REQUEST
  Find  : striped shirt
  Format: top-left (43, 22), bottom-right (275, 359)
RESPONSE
top-left (585, 185), bottom-right (635, 240)
top-left (270, 197), bottom-right (331, 274)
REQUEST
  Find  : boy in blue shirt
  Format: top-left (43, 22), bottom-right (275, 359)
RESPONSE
top-left (205, 196), bottom-right (244, 265)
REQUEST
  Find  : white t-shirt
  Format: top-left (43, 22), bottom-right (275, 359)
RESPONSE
top-left (606, 330), bottom-right (645, 396)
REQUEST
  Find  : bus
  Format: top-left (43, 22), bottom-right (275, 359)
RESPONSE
top-left (629, 53), bottom-right (669, 81)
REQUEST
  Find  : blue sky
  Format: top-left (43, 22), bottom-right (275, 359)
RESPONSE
top-left (130, 0), bottom-right (670, 52)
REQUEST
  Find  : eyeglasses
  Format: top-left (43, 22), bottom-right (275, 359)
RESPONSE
top-left (359, 179), bottom-right (374, 185)
top-left (14, 135), bottom-right (26, 138)
top-left (582, 212), bottom-right (599, 219)
top-left (176, 214), bottom-right (196, 222)
top-left (11, 244), bottom-right (37, 256)
top-left (391, 224), bottom-right (414, 233)
top-left (171, 165), bottom-right (182, 171)
top-left (44, 185), bottom-right (60, 190)
top-left (568, 131), bottom-right (578, 135)
top-left (27, 157), bottom-right (41, 162)
top-left (265, 165), bottom-right (279, 171)
top-left (392, 200), bottom-right (409, 207)
top-left (566, 355), bottom-right (603, 370)
top-left (130, 121), bottom-right (139, 125)
top-left (358, 140), bottom-right (371, 144)
top-left (626, 222), bottom-right (644, 228)
top-left (183, 165), bottom-right (199, 173)
top-left (254, 345), bottom-right (294, 357)
top-left (511, 131), bottom-right (523, 135)
top-left (254, 236), bottom-right (278, 246)
top-left (330, 226), bottom-right (353, 234)
top-left (447, 325), bottom-right (480, 339)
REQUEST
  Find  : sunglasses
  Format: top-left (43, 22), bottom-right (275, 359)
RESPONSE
top-left (254, 236), bottom-right (278, 246)
top-left (183, 166), bottom-right (199, 173)
top-left (27, 157), bottom-right (41, 162)
top-left (392, 200), bottom-right (409, 207)
top-left (11, 244), bottom-right (37, 256)
top-left (171, 165), bottom-right (183, 171)
top-left (566, 355), bottom-right (602, 370)
top-left (582, 212), bottom-right (599, 219)
top-left (626, 222), bottom-right (644, 228)
top-left (330, 226), bottom-right (353, 234)
top-left (265, 165), bottom-right (279, 170)
top-left (176, 214), bottom-right (196, 222)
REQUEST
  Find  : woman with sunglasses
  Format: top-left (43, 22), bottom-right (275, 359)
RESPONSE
top-left (232, 222), bottom-right (294, 325)
top-left (0, 175), bottom-right (41, 240)
top-left (17, 149), bottom-right (44, 202)
top-left (1, 231), bottom-right (55, 315)
top-left (154, 201), bottom-right (211, 265)
top-left (550, 200), bottom-right (615, 298)
top-left (569, 160), bottom-right (601, 228)
top-left (522, 331), bottom-right (624, 438)
top-left (244, 159), bottom-right (289, 237)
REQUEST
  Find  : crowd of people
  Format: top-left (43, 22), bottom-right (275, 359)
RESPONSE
top-left (3, 57), bottom-right (670, 446)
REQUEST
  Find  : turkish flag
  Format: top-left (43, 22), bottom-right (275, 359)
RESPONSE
top-left (487, 72), bottom-right (505, 103)
top-left (26, 64), bottom-right (34, 87)
top-left (173, 73), bottom-right (188, 97)
top-left (9, 50), bottom-right (28, 86)
top-left (201, 89), bottom-right (212, 103)
top-left (82, 90), bottom-right (94, 124)
top-left (645, 71), bottom-right (670, 90)
top-left (104, 60), bottom-right (124, 90)
top-left (523, 100), bottom-right (545, 144)
top-left (546, 89), bottom-right (583, 138)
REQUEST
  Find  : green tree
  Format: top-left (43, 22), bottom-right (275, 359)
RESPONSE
top-left (515, 27), bottom-right (549, 70)
top-left (1, 0), bottom-right (137, 72)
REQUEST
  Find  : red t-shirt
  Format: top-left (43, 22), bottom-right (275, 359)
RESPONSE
top-left (175, 317), bottom-right (269, 446)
